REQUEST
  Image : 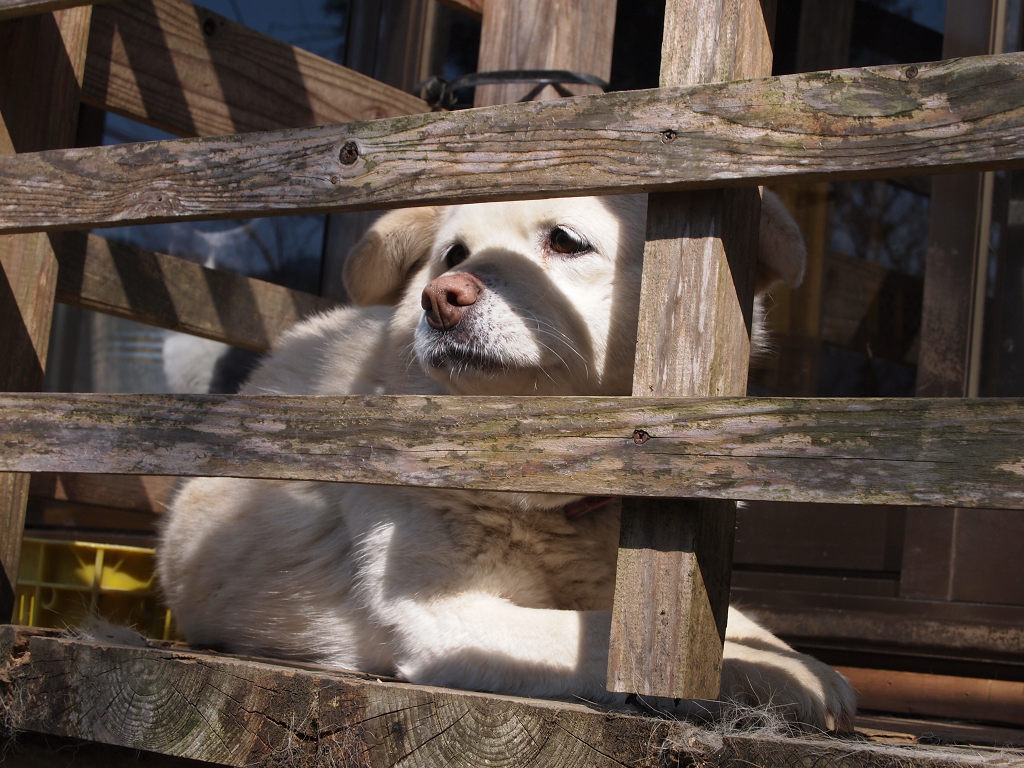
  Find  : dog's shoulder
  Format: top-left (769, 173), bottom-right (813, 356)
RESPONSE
top-left (241, 303), bottom-right (444, 397)
top-left (241, 305), bottom-right (392, 396)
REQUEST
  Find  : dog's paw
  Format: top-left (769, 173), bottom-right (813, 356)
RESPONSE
top-left (720, 640), bottom-right (856, 732)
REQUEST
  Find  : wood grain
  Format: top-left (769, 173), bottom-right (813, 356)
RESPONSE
top-left (52, 233), bottom-right (337, 352)
top-left (0, 626), bottom-right (1016, 767)
top-left (82, 0), bottom-right (428, 138)
top-left (732, 588), bottom-right (1024, 659)
top-left (0, 6), bottom-right (90, 623)
top-left (1, 394), bottom-right (1023, 510)
top-left (474, 0), bottom-right (614, 106)
top-left (609, 0), bottom-right (774, 701)
top-left (4, 51), bottom-right (1024, 233)
top-left (0, 0), bottom-right (109, 20)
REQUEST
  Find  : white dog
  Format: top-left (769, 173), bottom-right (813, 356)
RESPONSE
top-left (158, 192), bottom-right (855, 731)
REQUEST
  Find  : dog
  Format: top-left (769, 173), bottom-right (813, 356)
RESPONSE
top-left (158, 192), bottom-right (856, 731)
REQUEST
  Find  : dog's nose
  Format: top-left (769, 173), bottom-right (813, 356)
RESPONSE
top-left (421, 272), bottom-right (483, 330)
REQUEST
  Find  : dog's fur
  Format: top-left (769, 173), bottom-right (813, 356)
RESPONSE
top-left (158, 192), bottom-right (856, 730)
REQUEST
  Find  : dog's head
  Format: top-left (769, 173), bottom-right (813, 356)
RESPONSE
top-left (343, 193), bottom-right (805, 396)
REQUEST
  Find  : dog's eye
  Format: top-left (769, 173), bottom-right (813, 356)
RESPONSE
top-left (548, 226), bottom-right (591, 256)
top-left (444, 243), bottom-right (469, 268)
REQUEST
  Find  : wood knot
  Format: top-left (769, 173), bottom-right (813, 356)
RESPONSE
top-left (339, 141), bottom-right (360, 165)
top-left (632, 429), bottom-right (651, 445)
top-left (661, 129), bottom-right (678, 143)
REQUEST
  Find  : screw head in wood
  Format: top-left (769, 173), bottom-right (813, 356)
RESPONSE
top-left (632, 429), bottom-right (651, 445)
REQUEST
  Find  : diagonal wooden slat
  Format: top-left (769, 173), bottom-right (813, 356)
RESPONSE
top-left (82, 0), bottom-right (428, 138)
top-left (0, 0), bottom-right (110, 21)
top-left (52, 233), bottom-right (337, 351)
top-left (2, 393), bottom-right (1024, 510)
top-left (3, 52), bottom-right (1024, 233)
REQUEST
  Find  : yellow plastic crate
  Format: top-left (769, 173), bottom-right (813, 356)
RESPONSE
top-left (15, 537), bottom-right (178, 641)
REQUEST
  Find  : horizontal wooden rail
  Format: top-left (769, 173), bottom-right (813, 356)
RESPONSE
top-left (0, 0), bottom-right (110, 20)
top-left (2, 626), bottom-right (1010, 768)
top-left (2, 394), bottom-right (1023, 509)
top-left (82, 0), bottom-right (429, 138)
top-left (51, 233), bottom-right (337, 351)
top-left (3, 52), bottom-right (1024, 233)
top-left (736, 589), bottom-right (1024, 660)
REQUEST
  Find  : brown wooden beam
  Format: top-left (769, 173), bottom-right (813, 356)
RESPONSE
top-left (4, 51), bottom-right (1024, 234)
top-left (0, 0), bottom-right (110, 21)
top-left (0, 6), bottom-right (91, 622)
top-left (52, 233), bottom-right (337, 352)
top-left (732, 588), bottom-right (1024, 660)
top-left (82, 0), bottom-right (428, 138)
top-left (837, 666), bottom-right (1024, 727)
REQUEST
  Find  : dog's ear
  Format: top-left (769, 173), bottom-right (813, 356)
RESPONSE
top-left (755, 190), bottom-right (806, 293)
top-left (343, 207), bottom-right (443, 305)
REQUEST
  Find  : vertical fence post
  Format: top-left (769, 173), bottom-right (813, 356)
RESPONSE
top-left (0, 6), bottom-right (92, 622)
top-left (607, 0), bottom-right (776, 699)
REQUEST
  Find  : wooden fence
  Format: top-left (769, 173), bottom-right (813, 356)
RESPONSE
top-left (1, 0), bottom-right (1023, 765)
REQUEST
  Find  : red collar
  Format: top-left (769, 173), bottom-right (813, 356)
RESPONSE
top-left (564, 496), bottom-right (617, 520)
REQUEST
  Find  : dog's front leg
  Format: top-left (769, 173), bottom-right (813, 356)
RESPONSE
top-left (338, 486), bottom-right (622, 703)
top-left (385, 594), bottom-right (619, 704)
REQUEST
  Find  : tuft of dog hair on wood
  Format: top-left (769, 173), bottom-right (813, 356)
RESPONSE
top-left (66, 615), bottom-right (151, 648)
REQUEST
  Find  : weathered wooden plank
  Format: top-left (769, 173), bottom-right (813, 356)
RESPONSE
top-left (82, 0), bottom-right (428, 139)
top-left (0, 0), bottom-right (109, 21)
top-left (609, 0), bottom-right (774, 701)
top-left (52, 233), bottom-right (337, 352)
top-left (2, 394), bottom-right (1024, 510)
top-left (0, 6), bottom-right (91, 624)
top-left (4, 51), bottom-right (1024, 233)
top-left (0, 626), bottom-right (1016, 768)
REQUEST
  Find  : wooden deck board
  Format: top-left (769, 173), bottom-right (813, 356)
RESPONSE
top-left (1, 626), bottom-right (1019, 767)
